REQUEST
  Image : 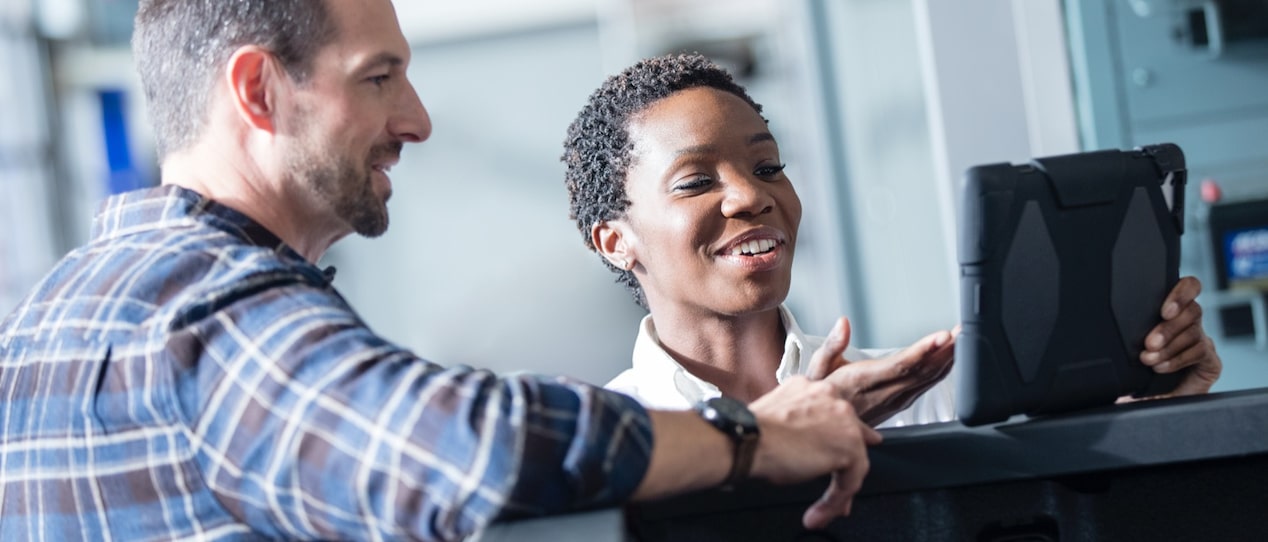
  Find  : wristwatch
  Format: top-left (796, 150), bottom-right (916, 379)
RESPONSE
top-left (694, 396), bottom-right (761, 490)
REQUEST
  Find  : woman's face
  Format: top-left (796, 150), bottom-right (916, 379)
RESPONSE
top-left (614, 86), bottom-right (802, 316)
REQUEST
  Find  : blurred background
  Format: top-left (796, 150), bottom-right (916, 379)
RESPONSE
top-left (1, 0), bottom-right (1265, 389)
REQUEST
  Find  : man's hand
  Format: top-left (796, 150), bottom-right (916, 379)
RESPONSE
top-left (747, 376), bottom-right (883, 530)
top-left (1138, 276), bottom-right (1222, 397)
top-left (635, 376), bottom-right (883, 530)
top-left (806, 318), bottom-right (957, 426)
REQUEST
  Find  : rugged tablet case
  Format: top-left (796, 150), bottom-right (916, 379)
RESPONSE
top-left (955, 143), bottom-right (1187, 426)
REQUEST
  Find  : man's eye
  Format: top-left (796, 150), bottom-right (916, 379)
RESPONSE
top-left (368, 74), bottom-right (390, 86)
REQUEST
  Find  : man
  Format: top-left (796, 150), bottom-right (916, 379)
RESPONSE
top-left (0, 1), bottom-right (880, 540)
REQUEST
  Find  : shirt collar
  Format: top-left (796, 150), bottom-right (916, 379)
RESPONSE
top-left (629, 304), bottom-right (810, 407)
top-left (90, 185), bottom-right (313, 275)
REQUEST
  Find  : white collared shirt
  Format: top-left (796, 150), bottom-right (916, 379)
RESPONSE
top-left (605, 305), bottom-right (956, 428)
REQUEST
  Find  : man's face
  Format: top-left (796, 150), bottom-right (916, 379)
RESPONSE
top-left (282, 108), bottom-right (403, 237)
top-left (281, 0), bottom-right (431, 238)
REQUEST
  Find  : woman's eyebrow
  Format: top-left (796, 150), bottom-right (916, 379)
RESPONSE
top-left (748, 132), bottom-right (775, 145)
top-left (672, 132), bottom-right (775, 158)
top-left (671, 144), bottom-right (715, 158)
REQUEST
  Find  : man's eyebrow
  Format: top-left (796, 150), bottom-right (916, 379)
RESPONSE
top-left (358, 52), bottom-right (405, 72)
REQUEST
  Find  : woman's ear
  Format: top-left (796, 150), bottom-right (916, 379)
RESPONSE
top-left (593, 220), bottom-right (635, 271)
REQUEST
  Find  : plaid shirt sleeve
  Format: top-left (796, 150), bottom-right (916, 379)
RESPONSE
top-left (170, 271), bottom-right (653, 541)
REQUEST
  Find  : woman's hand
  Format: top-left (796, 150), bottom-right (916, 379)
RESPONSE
top-left (1137, 276), bottom-right (1222, 397)
top-left (807, 318), bottom-right (957, 426)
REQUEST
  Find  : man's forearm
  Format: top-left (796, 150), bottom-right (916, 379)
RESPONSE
top-left (632, 410), bottom-right (731, 501)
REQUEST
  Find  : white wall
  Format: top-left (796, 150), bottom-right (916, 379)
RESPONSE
top-left (0, 15), bottom-right (59, 314)
top-left (393, 0), bottom-right (596, 44)
top-left (815, 0), bottom-right (956, 348)
top-left (806, 0), bottom-right (1079, 349)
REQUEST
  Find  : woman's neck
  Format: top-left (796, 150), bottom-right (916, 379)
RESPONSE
top-left (650, 306), bottom-right (787, 403)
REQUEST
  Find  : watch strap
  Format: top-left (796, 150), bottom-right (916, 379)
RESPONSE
top-left (695, 397), bottom-right (760, 490)
top-left (722, 429), bottom-right (758, 490)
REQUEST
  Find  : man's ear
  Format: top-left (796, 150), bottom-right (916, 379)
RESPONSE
top-left (225, 45), bottom-right (285, 133)
top-left (592, 219), bottom-right (636, 271)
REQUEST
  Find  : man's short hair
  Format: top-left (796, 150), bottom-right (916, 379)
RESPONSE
top-left (132, 0), bottom-right (337, 159)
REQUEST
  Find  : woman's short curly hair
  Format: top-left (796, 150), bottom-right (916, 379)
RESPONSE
top-left (561, 53), bottom-right (765, 308)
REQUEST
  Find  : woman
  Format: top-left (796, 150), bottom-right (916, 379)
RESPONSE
top-left (561, 54), bottom-right (1221, 427)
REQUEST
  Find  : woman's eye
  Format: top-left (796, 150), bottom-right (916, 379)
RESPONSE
top-left (756, 163), bottom-right (788, 178)
top-left (674, 176), bottom-right (713, 191)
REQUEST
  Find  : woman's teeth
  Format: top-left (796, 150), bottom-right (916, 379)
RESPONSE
top-left (730, 238), bottom-right (777, 256)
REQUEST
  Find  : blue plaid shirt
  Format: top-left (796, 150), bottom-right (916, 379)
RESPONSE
top-left (0, 185), bottom-right (652, 541)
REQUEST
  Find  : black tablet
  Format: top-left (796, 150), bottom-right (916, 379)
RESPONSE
top-left (955, 143), bottom-right (1187, 426)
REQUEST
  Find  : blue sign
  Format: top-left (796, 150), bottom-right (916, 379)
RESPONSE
top-left (98, 88), bottom-right (146, 195)
top-left (1224, 226), bottom-right (1268, 288)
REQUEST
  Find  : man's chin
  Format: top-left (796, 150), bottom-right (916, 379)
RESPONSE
top-left (355, 223), bottom-right (388, 238)
top-left (344, 200), bottom-right (389, 238)
top-left (357, 211), bottom-right (389, 238)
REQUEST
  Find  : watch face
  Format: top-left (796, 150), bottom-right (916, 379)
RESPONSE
top-left (705, 397), bottom-right (757, 429)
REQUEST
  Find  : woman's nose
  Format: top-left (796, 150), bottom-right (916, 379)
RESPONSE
top-left (720, 174), bottom-right (775, 218)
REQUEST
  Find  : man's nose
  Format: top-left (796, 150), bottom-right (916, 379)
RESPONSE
top-left (390, 81), bottom-right (432, 143)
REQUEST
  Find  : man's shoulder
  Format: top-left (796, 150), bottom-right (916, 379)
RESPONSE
top-left (111, 218), bottom-right (315, 289)
top-left (0, 206), bottom-right (318, 354)
top-left (41, 217), bottom-right (324, 330)
top-left (135, 225), bottom-right (332, 325)
top-left (89, 185), bottom-right (307, 280)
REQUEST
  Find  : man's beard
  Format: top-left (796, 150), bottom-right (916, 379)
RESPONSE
top-left (289, 140), bottom-right (401, 238)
